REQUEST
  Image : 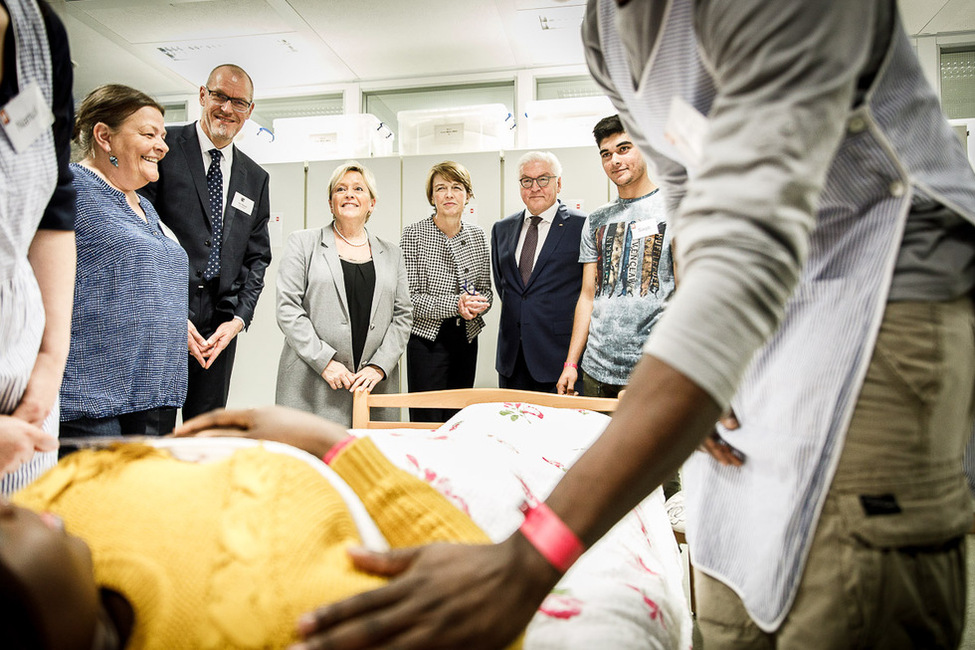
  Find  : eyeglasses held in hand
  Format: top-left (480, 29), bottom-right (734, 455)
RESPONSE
top-left (519, 175), bottom-right (556, 189)
top-left (205, 87), bottom-right (252, 113)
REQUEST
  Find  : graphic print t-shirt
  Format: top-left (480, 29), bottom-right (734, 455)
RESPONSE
top-left (578, 190), bottom-right (674, 385)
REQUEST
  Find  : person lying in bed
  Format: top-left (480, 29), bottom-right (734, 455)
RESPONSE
top-left (0, 406), bottom-right (504, 650)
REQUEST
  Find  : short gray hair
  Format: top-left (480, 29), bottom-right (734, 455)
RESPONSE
top-left (517, 151), bottom-right (562, 178)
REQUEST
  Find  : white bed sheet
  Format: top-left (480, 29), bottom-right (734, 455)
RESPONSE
top-left (357, 401), bottom-right (692, 650)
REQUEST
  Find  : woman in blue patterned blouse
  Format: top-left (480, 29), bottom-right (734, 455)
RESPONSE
top-left (400, 161), bottom-right (492, 422)
top-left (59, 85), bottom-right (188, 438)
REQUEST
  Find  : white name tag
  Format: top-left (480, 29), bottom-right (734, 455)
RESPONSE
top-left (630, 219), bottom-right (660, 240)
top-left (0, 82), bottom-right (54, 153)
top-left (664, 95), bottom-right (707, 169)
top-left (231, 191), bottom-right (254, 215)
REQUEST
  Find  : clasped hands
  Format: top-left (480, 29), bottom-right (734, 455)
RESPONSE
top-left (322, 361), bottom-right (384, 392)
top-left (457, 291), bottom-right (489, 320)
top-left (188, 318), bottom-right (243, 369)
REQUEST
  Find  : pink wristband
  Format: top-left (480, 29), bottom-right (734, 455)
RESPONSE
top-left (518, 502), bottom-right (584, 573)
top-left (322, 435), bottom-right (355, 465)
top-left (563, 362), bottom-right (577, 369)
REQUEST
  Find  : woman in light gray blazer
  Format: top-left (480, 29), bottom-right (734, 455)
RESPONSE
top-left (275, 162), bottom-right (412, 426)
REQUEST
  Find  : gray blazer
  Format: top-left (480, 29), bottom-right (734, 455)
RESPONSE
top-left (275, 226), bottom-right (412, 426)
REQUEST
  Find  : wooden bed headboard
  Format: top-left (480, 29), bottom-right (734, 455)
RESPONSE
top-left (351, 388), bottom-right (619, 429)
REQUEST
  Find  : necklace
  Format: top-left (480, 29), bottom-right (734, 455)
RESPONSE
top-left (332, 222), bottom-right (368, 247)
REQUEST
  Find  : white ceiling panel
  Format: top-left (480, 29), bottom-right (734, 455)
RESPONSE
top-left (68, 0), bottom-right (291, 43)
top-left (286, 0), bottom-right (517, 79)
top-left (512, 4), bottom-right (587, 67)
top-left (920, 0), bottom-right (975, 33)
top-left (138, 32), bottom-right (354, 93)
top-left (58, 8), bottom-right (194, 97)
top-left (897, 0), bottom-right (951, 34)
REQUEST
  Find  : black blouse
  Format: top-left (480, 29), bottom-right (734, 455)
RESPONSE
top-left (340, 258), bottom-right (376, 370)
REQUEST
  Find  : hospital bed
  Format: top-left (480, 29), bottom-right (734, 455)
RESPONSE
top-left (349, 388), bottom-right (693, 649)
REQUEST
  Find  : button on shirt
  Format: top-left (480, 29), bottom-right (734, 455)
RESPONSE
top-left (514, 202), bottom-right (559, 267)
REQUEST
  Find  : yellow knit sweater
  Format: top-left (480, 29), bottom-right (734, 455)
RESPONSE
top-left (14, 438), bottom-right (495, 649)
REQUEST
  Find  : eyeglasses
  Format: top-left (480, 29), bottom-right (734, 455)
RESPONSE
top-left (519, 175), bottom-right (556, 189)
top-left (204, 87), bottom-right (252, 113)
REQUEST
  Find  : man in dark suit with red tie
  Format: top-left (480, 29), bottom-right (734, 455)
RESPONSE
top-left (491, 151), bottom-right (586, 393)
top-left (140, 64), bottom-right (271, 426)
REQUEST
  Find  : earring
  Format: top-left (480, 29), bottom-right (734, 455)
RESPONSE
top-left (109, 154), bottom-right (119, 168)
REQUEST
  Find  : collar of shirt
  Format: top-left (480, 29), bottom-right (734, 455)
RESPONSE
top-left (195, 120), bottom-right (234, 207)
top-left (195, 120), bottom-right (235, 170)
top-left (515, 201), bottom-right (561, 264)
top-left (523, 201), bottom-right (559, 225)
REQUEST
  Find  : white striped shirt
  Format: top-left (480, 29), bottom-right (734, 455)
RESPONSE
top-left (0, 0), bottom-right (59, 495)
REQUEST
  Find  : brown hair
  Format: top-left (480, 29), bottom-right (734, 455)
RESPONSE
top-left (73, 84), bottom-right (165, 157)
top-left (425, 161), bottom-right (475, 206)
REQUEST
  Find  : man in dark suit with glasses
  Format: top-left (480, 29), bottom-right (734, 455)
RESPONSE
top-left (140, 64), bottom-right (271, 429)
top-left (491, 151), bottom-right (585, 393)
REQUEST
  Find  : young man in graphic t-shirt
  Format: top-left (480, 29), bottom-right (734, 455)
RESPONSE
top-left (557, 114), bottom-right (674, 398)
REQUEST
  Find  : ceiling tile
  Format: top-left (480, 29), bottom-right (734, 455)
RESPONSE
top-left (138, 33), bottom-right (354, 93)
top-left (286, 0), bottom-right (518, 79)
top-left (69, 0), bottom-right (291, 43)
top-left (921, 0), bottom-right (975, 33)
top-left (57, 9), bottom-right (194, 98)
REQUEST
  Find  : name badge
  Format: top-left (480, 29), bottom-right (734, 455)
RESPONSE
top-left (231, 191), bottom-right (254, 215)
top-left (664, 95), bottom-right (707, 169)
top-left (630, 219), bottom-right (660, 240)
top-left (0, 82), bottom-right (54, 154)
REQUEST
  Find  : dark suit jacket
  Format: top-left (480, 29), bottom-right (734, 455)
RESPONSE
top-left (491, 200), bottom-right (586, 383)
top-left (139, 122), bottom-right (271, 329)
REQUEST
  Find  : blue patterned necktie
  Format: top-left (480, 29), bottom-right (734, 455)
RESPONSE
top-left (203, 148), bottom-right (223, 280)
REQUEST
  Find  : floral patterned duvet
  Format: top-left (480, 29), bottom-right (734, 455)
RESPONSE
top-left (358, 402), bottom-right (692, 650)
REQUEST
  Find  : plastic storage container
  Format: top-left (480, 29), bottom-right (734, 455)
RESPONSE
top-left (522, 96), bottom-right (616, 148)
top-left (256, 114), bottom-right (394, 163)
top-left (398, 104), bottom-right (514, 155)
